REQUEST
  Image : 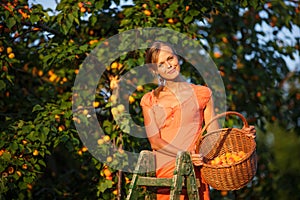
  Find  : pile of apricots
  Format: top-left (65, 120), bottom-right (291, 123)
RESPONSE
top-left (208, 151), bottom-right (246, 165)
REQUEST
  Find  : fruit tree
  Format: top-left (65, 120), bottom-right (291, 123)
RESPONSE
top-left (0, 0), bottom-right (299, 199)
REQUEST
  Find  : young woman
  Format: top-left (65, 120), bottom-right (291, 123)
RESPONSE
top-left (140, 41), bottom-right (255, 199)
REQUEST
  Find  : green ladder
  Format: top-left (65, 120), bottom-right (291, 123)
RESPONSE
top-left (126, 150), bottom-right (200, 200)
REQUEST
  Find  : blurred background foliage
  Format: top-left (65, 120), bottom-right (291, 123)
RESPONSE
top-left (0, 0), bottom-right (299, 199)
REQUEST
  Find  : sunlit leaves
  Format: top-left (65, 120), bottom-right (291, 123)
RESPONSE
top-left (0, 0), bottom-right (299, 199)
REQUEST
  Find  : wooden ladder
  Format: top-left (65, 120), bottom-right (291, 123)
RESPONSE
top-left (126, 150), bottom-right (200, 200)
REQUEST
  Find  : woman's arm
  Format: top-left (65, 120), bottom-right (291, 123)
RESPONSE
top-left (204, 96), bottom-right (256, 137)
top-left (142, 106), bottom-right (181, 157)
top-left (204, 96), bottom-right (219, 132)
top-left (191, 96), bottom-right (219, 166)
top-left (147, 134), bottom-right (182, 157)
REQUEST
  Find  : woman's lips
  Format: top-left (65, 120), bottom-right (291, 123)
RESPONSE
top-left (168, 68), bottom-right (176, 74)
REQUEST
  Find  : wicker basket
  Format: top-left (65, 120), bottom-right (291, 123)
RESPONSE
top-left (195, 111), bottom-right (257, 191)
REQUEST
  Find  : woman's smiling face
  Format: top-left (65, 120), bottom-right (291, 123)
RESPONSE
top-left (156, 45), bottom-right (180, 80)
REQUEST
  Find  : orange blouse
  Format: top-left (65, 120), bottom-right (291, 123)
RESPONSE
top-left (140, 84), bottom-right (212, 200)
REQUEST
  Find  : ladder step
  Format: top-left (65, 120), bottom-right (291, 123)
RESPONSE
top-left (136, 177), bottom-right (173, 187)
top-left (126, 151), bottom-right (200, 200)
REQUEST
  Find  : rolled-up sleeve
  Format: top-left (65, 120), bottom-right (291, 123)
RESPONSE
top-left (194, 85), bottom-right (212, 109)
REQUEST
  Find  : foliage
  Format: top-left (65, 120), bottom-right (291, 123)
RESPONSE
top-left (254, 123), bottom-right (300, 200)
top-left (0, 0), bottom-right (299, 199)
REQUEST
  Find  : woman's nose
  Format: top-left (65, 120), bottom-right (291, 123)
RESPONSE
top-left (165, 61), bottom-right (171, 68)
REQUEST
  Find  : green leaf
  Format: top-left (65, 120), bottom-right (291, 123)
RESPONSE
top-left (26, 131), bottom-right (37, 141)
top-left (0, 80), bottom-right (6, 91)
top-left (7, 17), bottom-right (16, 29)
top-left (98, 179), bottom-right (113, 193)
top-left (183, 15), bottom-right (193, 24)
top-left (18, 182), bottom-right (28, 190)
top-left (38, 159), bottom-right (46, 167)
top-left (201, 7), bottom-right (208, 13)
top-left (9, 142), bottom-right (19, 153)
top-left (41, 126), bottom-right (50, 135)
top-left (66, 13), bottom-right (74, 27)
top-left (164, 9), bottom-right (174, 18)
top-left (32, 104), bottom-right (43, 112)
top-left (189, 10), bottom-right (200, 16)
top-left (95, 1), bottom-right (104, 9)
top-left (61, 24), bottom-right (69, 35)
top-left (79, 44), bottom-right (88, 51)
top-left (30, 14), bottom-right (40, 24)
top-left (54, 138), bottom-right (61, 148)
top-left (1, 152), bottom-right (11, 161)
top-left (39, 127), bottom-right (49, 144)
top-left (159, 0), bottom-right (169, 3)
top-left (0, 165), bottom-right (5, 172)
top-left (72, 137), bottom-right (80, 146)
top-left (241, 0), bottom-right (248, 7)
top-left (23, 176), bottom-right (34, 183)
top-left (35, 163), bottom-right (41, 171)
top-left (90, 15), bottom-right (97, 26)
top-left (42, 11), bottom-right (50, 22)
top-left (249, 0), bottom-right (258, 8)
top-left (64, 110), bottom-right (73, 118)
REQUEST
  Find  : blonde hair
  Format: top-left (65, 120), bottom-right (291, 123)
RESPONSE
top-left (145, 41), bottom-right (176, 97)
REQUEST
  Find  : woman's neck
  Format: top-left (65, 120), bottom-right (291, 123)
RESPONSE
top-left (164, 76), bottom-right (193, 101)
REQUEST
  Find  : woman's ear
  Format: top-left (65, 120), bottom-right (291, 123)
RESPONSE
top-left (147, 66), bottom-right (157, 78)
top-left (149, 64), bottom-right (158, 75)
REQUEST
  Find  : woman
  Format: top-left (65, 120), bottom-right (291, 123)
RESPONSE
top-left (140, 41), bottom-right (255, 199)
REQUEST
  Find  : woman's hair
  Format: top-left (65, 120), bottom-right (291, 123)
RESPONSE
top-left (145, 41), bottom-right (177, 97)
top-left (145, 41), bottom-right (176, 64)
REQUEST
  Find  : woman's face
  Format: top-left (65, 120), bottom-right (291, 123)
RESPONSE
top-left (155, 45), bottom-right (180, 80)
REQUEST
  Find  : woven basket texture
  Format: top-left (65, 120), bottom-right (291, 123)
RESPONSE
top-left (196, 112), bottom-right (257, 190)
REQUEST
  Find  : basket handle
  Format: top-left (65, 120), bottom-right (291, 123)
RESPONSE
top-left (194, 111), bottom-right (249, 153)
top-left (201, 111), bottom-right (249, 135)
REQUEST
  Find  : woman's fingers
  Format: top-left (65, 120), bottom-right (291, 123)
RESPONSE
top-left (191, 153), bottom-right (204, 166)
top-left (243, 125), bottom-right (256, 138)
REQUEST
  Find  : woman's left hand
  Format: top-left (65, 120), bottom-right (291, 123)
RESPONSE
top-left (243, 125), bottom-right (256, 139)
top-left (190, 151), bottom-right (204, 166)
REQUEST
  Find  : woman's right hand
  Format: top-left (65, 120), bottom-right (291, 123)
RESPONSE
top-left (243, 125), bottom-right (256, 139)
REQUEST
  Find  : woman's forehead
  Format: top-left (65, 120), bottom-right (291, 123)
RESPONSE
top-left (157, 46), bottom-right (174, 61)
top-left (159, 45), bottom-right (174, 54)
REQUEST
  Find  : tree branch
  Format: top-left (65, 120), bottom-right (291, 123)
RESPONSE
top-left (21, 21), bottom-right (64, 37)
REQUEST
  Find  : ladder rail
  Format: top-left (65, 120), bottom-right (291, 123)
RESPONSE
top-left (126, 150), bottom-right (200, 200)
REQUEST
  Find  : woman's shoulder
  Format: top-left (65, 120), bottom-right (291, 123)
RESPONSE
top-left (140, 90), bottom-right (156, 107)
top-left (190, 84), bottom-right (212, 107)
top-left (190, 84), bottom-right (212, 97)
